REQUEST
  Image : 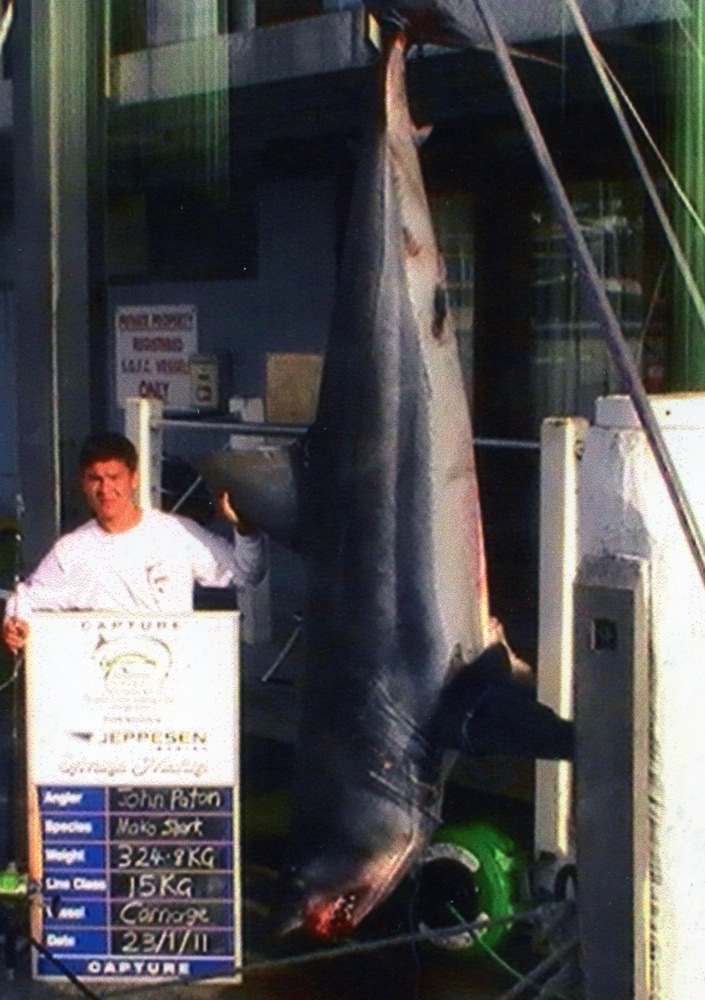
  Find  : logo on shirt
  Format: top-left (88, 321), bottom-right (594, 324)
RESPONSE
top-left (146, 562), bottom-right (173, 597)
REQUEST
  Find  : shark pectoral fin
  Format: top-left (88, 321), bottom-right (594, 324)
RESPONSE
top-left (457, 683), bottom-right (574, 761)
top-left (433, 644), bottom-right (574, 761)
top-left (194, 444), bottom-right (301, 550)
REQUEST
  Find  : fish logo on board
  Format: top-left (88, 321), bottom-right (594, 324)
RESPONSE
top-left (92, 635), bottom-right (173, 695)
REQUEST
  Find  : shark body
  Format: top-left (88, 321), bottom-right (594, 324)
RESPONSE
top-left (197, 25), bottom-right (572, 941)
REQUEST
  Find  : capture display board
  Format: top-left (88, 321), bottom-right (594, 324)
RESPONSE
top-left (25, 612), bottom-right (241, 983)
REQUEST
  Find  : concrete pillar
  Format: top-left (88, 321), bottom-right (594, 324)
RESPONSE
top-left (13, 0), bottom-right (106, 567)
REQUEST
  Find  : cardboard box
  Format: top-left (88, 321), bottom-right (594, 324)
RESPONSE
top-left (265, 352), bottom-right (323, 425)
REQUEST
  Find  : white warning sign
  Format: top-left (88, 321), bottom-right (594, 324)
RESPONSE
top-left (115, 305), bottom-right (198, 410)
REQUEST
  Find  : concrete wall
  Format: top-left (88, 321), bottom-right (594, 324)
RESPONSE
top-left (107, 169), bottom-right (338, 434)
top-left (578, 394), bottom-right (705, 999)
top-left (0, 165), bottom-right (339, 522)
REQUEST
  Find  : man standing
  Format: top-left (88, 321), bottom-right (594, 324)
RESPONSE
top-left (3, 432), bottom-right (266, 653)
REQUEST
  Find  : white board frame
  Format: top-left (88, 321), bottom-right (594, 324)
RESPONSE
top-left (25, 611), bottom-right (241, 984)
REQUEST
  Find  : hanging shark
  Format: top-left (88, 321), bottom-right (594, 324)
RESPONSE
top-left (196, 22), bottom-right (572, 941)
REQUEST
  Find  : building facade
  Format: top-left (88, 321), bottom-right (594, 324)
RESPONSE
top-left (0, 0), bottom-right (691, 659)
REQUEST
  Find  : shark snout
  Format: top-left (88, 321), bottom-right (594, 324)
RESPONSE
top-left (274, 834), bottom-right (427, 942)
top-left (272, 860), bottom-right (378, 942)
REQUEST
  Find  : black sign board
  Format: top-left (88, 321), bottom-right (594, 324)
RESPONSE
top-left (39, 784), bottom-right (238, 979)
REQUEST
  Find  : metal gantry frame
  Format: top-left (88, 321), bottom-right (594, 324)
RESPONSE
top-left (124, 396), bottom-right (308, 648)
top-left (123, 396), bottom-right (543, 655)
top-left (124, 396), bottom-right (542, 513)
top-left (123, 397), bottom-right (307, 512)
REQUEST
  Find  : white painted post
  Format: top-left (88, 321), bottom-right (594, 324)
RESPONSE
top-left (123, 397), bottom-right (163, 511)
top-left (534, 416), bottom-right (586, 869)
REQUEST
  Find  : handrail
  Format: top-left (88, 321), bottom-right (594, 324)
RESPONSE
top-left (157, 414), bottom-right (540, 451)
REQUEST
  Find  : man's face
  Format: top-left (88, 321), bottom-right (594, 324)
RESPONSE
top-left (80, 459), bottom-right (139, 532)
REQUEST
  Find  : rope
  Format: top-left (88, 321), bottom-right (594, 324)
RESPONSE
top-left (495, 936), bottom-right (580, 1000)
top-left (26, 934), bottom-right (102, 1000)
top-left (599, 53), bottom-right (705, 243)
top-left (564, 0), bottom-right (705, 343)
top-left (15, 905), bottom-right (552, 1000)
top-left (0, 652), bottom-right (21, 694)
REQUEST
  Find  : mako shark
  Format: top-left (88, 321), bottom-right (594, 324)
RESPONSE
top-left (197, 24), bottom-right (571, 940)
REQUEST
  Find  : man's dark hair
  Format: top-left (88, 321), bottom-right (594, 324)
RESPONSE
top-left (79, 432), bottom-right (138, 473)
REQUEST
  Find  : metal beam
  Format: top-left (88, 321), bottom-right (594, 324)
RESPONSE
top-left (111, 8), bottom-right (374, 107)
top-left (369, 0), bottom-right (687, 45)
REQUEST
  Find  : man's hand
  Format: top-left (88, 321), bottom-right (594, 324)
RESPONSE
top-left (215, 490), bottom-right (258, 536)
top-left (3, 617), bottom-right (29, 655)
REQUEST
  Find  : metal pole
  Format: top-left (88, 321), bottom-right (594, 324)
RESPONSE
top-left (158, 416), bottom-right (541, 451)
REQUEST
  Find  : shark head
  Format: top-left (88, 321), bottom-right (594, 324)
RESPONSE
top-left (278, 827), bottom-right (431, 941)
top-left (276, 730), bottom-right (445, 942)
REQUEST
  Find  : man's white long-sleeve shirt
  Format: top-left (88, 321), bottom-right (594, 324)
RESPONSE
top-left (4, 508), bottom-right (266, 618)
